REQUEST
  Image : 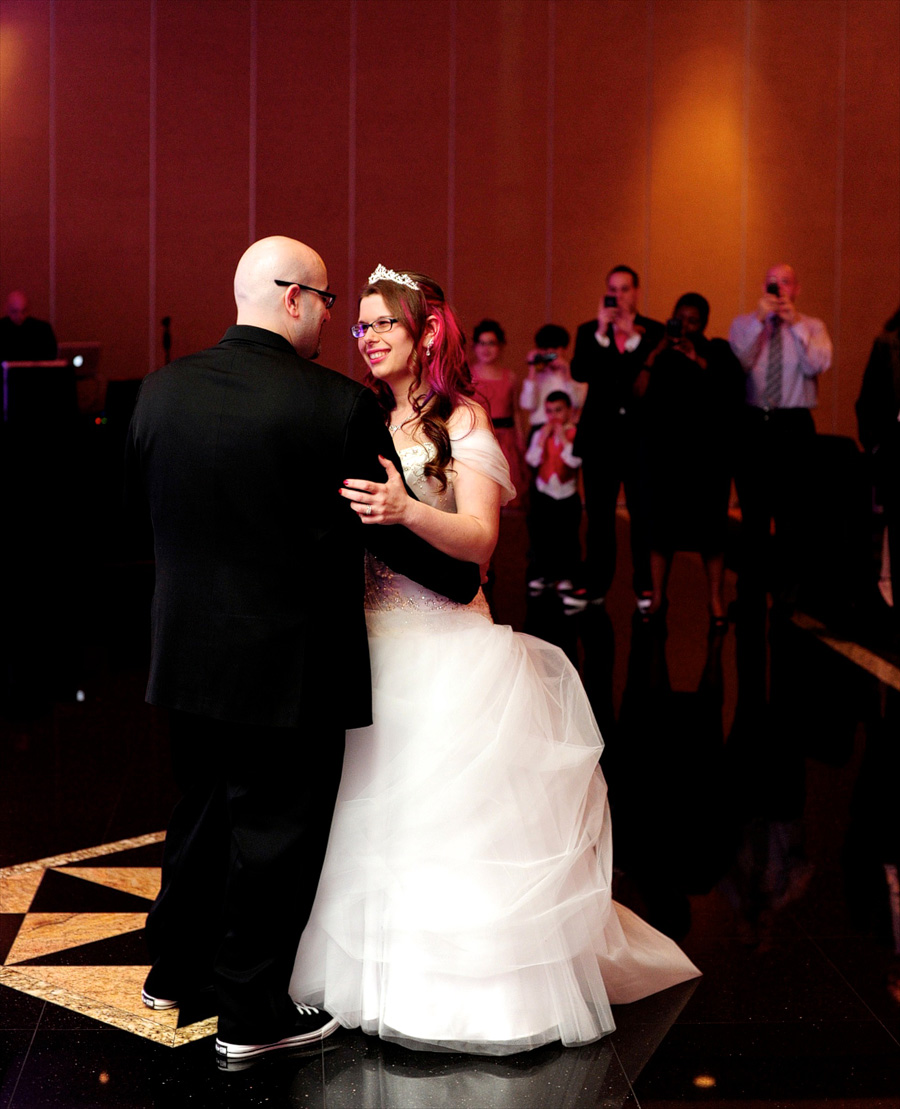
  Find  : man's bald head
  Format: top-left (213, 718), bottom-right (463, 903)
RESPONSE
top-left (234, 237), bottom-right (331, 359)
top-left (5, 290), bottom-right (29, 326)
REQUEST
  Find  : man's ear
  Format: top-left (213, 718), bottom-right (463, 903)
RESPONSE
top-left (282, 284), bottom-right (302, 319)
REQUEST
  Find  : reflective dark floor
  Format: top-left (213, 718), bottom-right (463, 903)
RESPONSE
top-left (2, 506), bottom-right (900, 1108)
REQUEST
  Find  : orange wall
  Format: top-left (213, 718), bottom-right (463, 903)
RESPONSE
top-left (1, 0), bottom-right (898, 439)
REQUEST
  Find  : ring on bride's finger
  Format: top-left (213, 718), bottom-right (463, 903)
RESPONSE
top-left (365, 506), bottom-right (373, 516)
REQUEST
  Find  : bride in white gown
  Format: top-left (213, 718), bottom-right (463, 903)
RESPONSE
top-left (290, 266), bottom-right (700, 1055)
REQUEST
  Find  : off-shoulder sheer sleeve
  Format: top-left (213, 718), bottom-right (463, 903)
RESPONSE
top-left (449, 427), bottom-right (517, 506)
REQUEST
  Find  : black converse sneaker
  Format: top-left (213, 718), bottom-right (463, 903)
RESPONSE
top-left (215, 1004), bottom-right (340, 1064)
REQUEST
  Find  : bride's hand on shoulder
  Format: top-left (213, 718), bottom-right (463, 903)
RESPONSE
top-left (341, 455), bottom-right (410, 525)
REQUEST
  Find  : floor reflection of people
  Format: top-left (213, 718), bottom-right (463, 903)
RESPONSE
top-left (846, 686), bottom-right (900, 958)
top-left (291, 266), bottom-right (699, 1056)
top-left (524, 567), bottom-right (736, 942)
top-left (314, 1042), bottom-right (619, 1109)
top-left (609, 618), bottom-right (733, 942)
top-left (724, 616), bottom-right (866, 948)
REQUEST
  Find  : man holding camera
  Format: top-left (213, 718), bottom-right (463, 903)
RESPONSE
top-left (729, 263), bottom-right (832, 614)
top-left (569, 265), bottom-right (663, 609)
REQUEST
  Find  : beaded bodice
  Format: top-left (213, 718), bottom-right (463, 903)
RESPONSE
top-left (363, 442), bottom-right (492, 620)
top-left (394, 443), bottom-right (454, 510)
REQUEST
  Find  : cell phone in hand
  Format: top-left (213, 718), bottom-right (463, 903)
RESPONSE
top-left (604, 295), bottom-right (617, 308)
top-left (766, 283), bottom-right (779, 296)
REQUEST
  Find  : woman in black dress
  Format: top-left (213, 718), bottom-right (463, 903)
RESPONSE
top-left (642, 293), bottom-right (743, 628)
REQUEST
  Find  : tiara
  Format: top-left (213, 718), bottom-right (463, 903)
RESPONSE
top-left (368, 264), bottom-right (419, 291)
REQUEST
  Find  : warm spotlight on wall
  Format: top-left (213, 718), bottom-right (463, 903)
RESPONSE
top-left (0, 21), bottom-right (24, 108)
top-left (655, 44), bottom-right (743, 191)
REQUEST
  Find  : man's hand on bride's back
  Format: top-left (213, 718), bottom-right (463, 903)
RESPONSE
top-left (341, 455), bottom-right (411, 525)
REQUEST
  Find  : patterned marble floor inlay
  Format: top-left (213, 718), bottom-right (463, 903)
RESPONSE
top-left (0, 832), bottom-right (215, 1047)
top-left (6, 911), bottom-right (148, 964)
top-left (61, 867), bottom-right (162, 902)
top-left (0, 870), bottom-right (44, 913)
top-left (792, 610), bottom-right (900, 690)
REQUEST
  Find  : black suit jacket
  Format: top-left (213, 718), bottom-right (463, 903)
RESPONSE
top-left (0, 316), bottom-right (58, 363)
top-left (125, 325), bottom-right (480, 730)
top-left (571, 313), bottom-right (664, 459)
top-left (856, 325), bottom-right (900, 456)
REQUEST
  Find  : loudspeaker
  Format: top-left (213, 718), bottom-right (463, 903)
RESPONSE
top-left (2, 360), bottom-right (76, 425)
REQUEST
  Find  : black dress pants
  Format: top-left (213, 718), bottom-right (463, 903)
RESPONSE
top-left (581, 422), bottom-right (652, 598)
top-left (734, 406), bottom-right (816, 612)
top-left (527, 489), bottom-right (582, 583)
top-left (145, 709), bottom-right (345, 1041)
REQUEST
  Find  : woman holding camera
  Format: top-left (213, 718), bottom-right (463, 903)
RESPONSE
top-left (643, 293), bottom-right (744, 628)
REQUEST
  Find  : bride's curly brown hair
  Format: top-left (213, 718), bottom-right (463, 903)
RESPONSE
top-left (359, 270), bottom-right (476, 493)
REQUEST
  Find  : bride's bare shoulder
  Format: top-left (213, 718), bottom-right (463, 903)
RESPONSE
top-left (446, 401), bottom-right (491, 437)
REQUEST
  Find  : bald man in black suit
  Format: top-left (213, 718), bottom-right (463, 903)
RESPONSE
top-left (126, 236), bottom-right (479, 1065)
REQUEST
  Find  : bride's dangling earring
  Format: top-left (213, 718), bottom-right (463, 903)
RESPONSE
top-left (425, 338), bottom-right (434, 359)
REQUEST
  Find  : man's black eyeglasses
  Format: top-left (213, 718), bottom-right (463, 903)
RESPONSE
top-left (274, 280), bottom-right (336, 310)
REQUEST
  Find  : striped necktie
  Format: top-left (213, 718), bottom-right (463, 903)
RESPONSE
top-left (765, 318), bottom-right (783, 408)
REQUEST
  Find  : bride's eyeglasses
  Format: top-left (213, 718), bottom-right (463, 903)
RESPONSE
top-left (351, 317), bottom-right (399, 339)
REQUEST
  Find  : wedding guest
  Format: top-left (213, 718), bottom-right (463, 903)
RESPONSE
top-left (569, 266), bottom-right (662, 612)
top-left (729, 263), bottom-right (832, 613)
top-left (519, 324), bottom-right (585, 437)
top-left (0, 290), bottom-right (57, 363)
top-left (856, 306), bottom-right (900, 634)
top-left (524, 391), bottom-right (583, 595)
top-left (470, 318), bottom-right (526, 508)
top-left (643, 293), bottom-right (744, 628)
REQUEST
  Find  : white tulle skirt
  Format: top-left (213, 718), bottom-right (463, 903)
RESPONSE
top-left (291, 605), bottom-right (700, 1055)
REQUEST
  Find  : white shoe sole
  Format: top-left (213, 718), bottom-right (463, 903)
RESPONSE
top-left (562, 595), bottom-right (602, 607)
top-left (141, 989), bottom-right (178, 1010)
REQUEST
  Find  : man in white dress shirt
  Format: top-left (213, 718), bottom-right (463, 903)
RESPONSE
top-left (729, 263), bottom-right (832, 614)
top-left (570, 267), bottom-right (664, 609)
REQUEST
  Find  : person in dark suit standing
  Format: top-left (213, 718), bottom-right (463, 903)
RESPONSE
top-left (126, 236), bottom-right (479, 1066)
top-left (0, 289), bottom-right (58, 362)
top-left (567, 265), bottom-right (663, 611)
top-left (856, 307), bottom-right (900, 638)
